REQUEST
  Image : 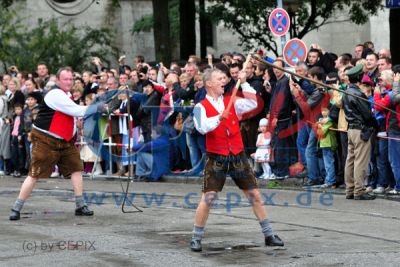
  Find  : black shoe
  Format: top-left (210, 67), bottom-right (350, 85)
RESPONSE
top-left (75, 205), bottom-right (94, 216)
top-left (135, 176), bottom-right (146, 182)
top-left (303, 179), bottom-right (322, 187)
top-left (346, 194), bottom-right (354, 199)
top-left (354, 193), bottom-right (376, 200)
top-left (190, 239), bottom-right (202, 252)
top-left (296, 169), bottom-right (307, 178)
top-left (9, 209), bottom-right (20, 220)
top-left (265, 234), bottom-right (284, 246)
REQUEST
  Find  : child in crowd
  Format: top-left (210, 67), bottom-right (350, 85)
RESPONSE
top-left (316, 108), bottom-right (337, 188)
top-left (71, 84), bottom-right (84, 105)
top-left (10, 104), bottom-right (25, 177)
top-left (23, 92), bottom-right (41, 169)
top-left (79, 93), bottom-right (103, 175)
top-left (255, 118), bottom-right (273, 179)
top-left (179, 73), bottom-right (190, 90)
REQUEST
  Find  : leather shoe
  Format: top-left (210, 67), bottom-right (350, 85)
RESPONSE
top-left (303, 179), bottom-right (322, 187)
top-left (190, 239), bottom-right (202, 252)
top-left (354, 193), bottom-right (376, 200)
top-left (346, 194), bottom-right (354, 199)
top-left (9, 209), bottom-right (20, 220)
top-left (265, 234), bottom-right (284, 246)
top-left (75, 205), bottom-right (94, 216)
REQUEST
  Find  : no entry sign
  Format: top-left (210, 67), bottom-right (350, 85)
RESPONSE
top-left (283, 38), bottom-right (307, 67)
top-left (268, 8), bottom-right (290, 36)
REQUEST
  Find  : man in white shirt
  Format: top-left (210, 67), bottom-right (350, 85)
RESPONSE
top-left (190, 69), bottom-right (284, 252)
top-left (10, 67), bottom-right (97, 220)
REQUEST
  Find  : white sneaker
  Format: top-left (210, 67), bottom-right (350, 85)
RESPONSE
top-left (385, 187), bottom-right (393, 193)
top-left (93, 163), bottom-right (103, 175)
top-left (373, 187), bottom-right (384, 194)
top-left (258, 174), bottom-right (266, 179)
top-left (365, 186), bottom-right (373, 193)
top-left (0, 170), bottom-right (4, 176)
top-left (269, 174), bottom-right (277, 180)
top-left (387, 189), bottom-right (399, 195)
top-left (50, 172), bottom-right (59, 178)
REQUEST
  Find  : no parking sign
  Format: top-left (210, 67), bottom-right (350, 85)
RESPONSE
top-left (283, 38), bottom-right (307, 67)
top-left (268, 8), bottom-right (290, 36)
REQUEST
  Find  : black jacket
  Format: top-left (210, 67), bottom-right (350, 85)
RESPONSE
top-left (123, 90), bottom-right (162, 143)
top-left (269, 75), bottom-right (295, 121)
top-left (342, 84), bottom-right (373, 127)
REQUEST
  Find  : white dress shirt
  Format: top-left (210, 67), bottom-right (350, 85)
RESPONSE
top-left (193, 82), bottom-right (257, 135)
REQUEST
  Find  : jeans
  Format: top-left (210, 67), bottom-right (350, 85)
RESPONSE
top-left (388, 134), bottom-right (400, 191)
top-left (297, 124), bottom-right (310, 167)
top-left (376, 138), bottom-right (394, 188)
top-left (186, 132), bottom-right (205, 168)
top-left (136, 152), bottom-right (153, 177)
top-left (272, 121), bottom-right (294, 177)
top-left (322, 148), bottom-right (336, 185)
top-left (306, 126), bottom-right (325, 181)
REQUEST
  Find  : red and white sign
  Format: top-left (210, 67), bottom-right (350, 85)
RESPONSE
top-left (268, 8), bottom-right (290, 36)
top-left (283, 38), bottom-right (307, 67)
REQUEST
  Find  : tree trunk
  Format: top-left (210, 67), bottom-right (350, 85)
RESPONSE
top-left (179, 0), bottom-right (196, 60)
top-left (152, 0), bottom-right (171, 65)
top-left (390, 8), bottom-right (400, 65)
top-left (199, 0), bottom-right (206, 59)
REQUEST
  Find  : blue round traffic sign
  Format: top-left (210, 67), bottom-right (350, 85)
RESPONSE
top-left (268, 8), bottom-right (290, 36)
top-left (283, 38), bottom-right (307, 67)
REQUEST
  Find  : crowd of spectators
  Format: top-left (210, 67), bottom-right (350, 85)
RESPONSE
top-left (0, 41), bottom-right (399, 197)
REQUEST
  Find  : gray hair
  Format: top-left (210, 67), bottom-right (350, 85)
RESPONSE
top-left (202, 68), bottom-right (223, 88)
top-left (107, 77), bottom-right (118, 85)
top-left (296, 61), bottom-right (308, 71)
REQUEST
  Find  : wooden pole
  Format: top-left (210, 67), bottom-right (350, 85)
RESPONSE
top-left (224, 53), bottom-right (253, 114)
top-left (251, 54), bottom-right (398, 115)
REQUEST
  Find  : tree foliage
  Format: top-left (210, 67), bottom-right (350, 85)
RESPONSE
top-left (132, 0), bottom-right (179, 46)
top-left (207, 0), bottom-right (383, 56)
top-left (0, 8), bottom-right (118, 73)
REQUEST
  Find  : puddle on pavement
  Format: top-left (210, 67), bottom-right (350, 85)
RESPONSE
top-left (201, 243), bottom-right (261, 256)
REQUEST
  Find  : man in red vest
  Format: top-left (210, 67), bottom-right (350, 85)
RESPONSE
top-left (190, 69), bottom-right (284, 252)
top-left (9, 67), bottom-right (95, 220)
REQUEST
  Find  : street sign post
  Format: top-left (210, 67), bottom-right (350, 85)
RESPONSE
top-left (283, 38), bottom-right (307, 67)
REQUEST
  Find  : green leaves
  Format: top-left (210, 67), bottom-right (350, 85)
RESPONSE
top-left (207, 0), bottom-right (383, 56)
top-left (131, 14), bottom-right (154, 33)
top-left (0, 9), bottom-right (117, 73)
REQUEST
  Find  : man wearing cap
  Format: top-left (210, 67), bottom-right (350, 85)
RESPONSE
top-left (189, 68), bottom-right (284, 252)
top-left (342, 64), bottom-right (376, 200)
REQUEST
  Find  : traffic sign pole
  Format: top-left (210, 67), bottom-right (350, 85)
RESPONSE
top-left (278, 0), bottom-right (286, 55)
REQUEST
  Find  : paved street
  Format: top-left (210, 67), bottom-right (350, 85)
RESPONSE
top-left (0, 176), bottom-right (399, 266)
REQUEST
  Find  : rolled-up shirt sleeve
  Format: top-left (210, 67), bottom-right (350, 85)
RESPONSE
top-left (45, 89), bottom-right (87, 117)
top-left (193, 103), bottom-right (220, 135)
top-left (234, 82), bottom-right (257, 115)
